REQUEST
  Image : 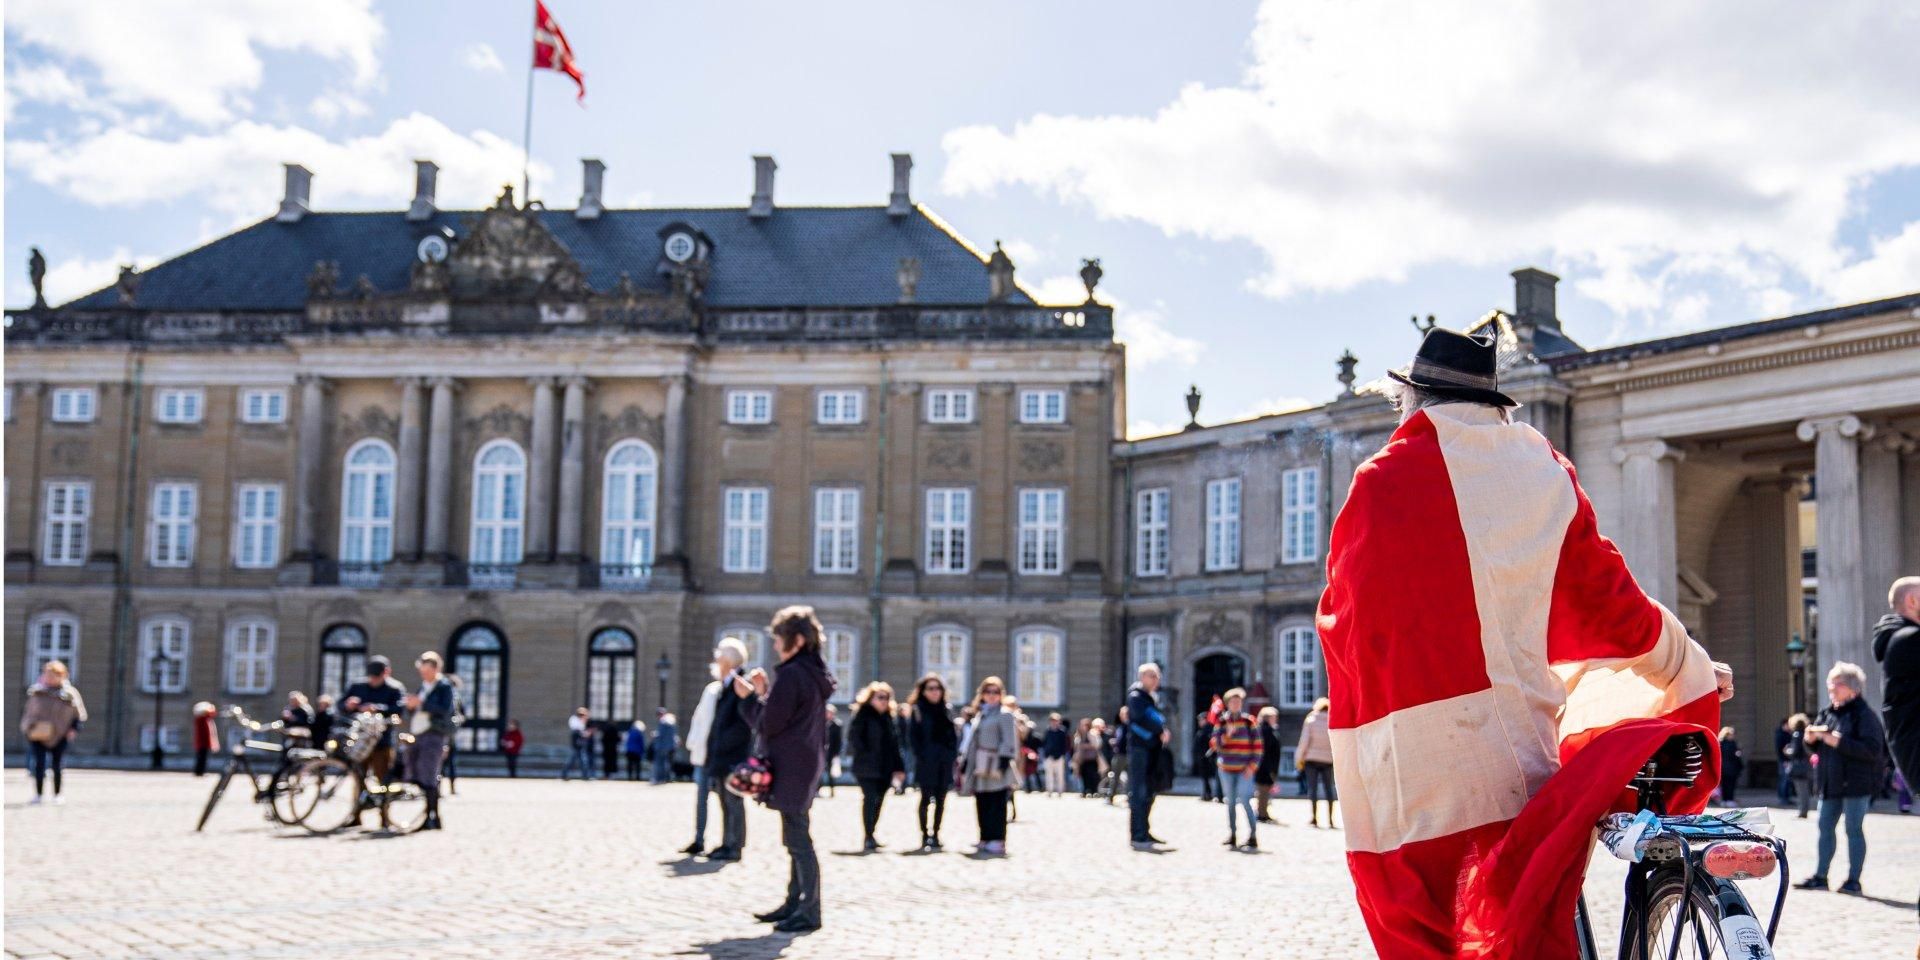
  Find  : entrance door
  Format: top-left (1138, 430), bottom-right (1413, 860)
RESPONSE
top-left (1192, 652), bottom-right (1247, 719)
top-left (449, 624), bottom-right (508, 752)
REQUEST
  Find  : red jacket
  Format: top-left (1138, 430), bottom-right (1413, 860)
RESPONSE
top-left (192, 713), bottom-right (219, 751)
top-left (500, 728), bottom-right (525, 755)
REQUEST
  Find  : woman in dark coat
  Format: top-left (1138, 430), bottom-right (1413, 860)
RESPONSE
top-left (701, 638), bottom-right (754, 862)
top-left (907, 673), bottom-right (959, 850)
top-left (847, 682), bottom-right (906, 851)
top-left (1253, 706), bottom-right (1282, 823)
top-left (1717, 725), bottom-right (1745, 804)
top-left (737, 606), bottom-right (836, 933)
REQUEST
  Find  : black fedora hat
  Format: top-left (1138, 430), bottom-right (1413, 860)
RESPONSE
top-left (1387, 327), bottom-right (1516, 407)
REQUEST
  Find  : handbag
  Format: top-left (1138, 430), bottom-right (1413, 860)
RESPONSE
top-left (728, 756), bottom-right (774, 803)
top-left (27, 721), bottom-right (59, 745)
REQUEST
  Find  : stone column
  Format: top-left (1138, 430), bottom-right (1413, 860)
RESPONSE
top-left (556, 376), bottom-right (591, 560)
top-left (526, 377), bottom-right (558, 561)
top-left (394, 378), bottom-right (426, 560)
top-left (659, 375), bottom-right (689, 561)
top-left (424, 377), bottom-right (459, 558)
top-left (1859, 431), bottom-right (1909, 693)
top-left (1796, 415), bottom-right (1869, 691)
top-left (1611, 439), bottom-right (1683, 610)
top-left (292, 374), bottom-right (331, 559)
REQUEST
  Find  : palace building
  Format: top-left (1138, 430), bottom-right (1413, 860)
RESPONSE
top-left (8, 154), bottom-right (1918, 784)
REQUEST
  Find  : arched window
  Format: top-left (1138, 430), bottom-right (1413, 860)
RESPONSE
top-left (718, 626), bottom-right (769, 671)
top-left (1013, 627), bottom-right (1065, 707)
top-left (587, 627), bottom-right (637, 723)
top-left (1130, 631), bottom-right (1169, 674)
top-left (920, 626), bottom-right (971, 698)
top-left (225, 618), bottom-right (276, 694)
top-left (450, 624), bottom-right (508, 751)
top-left (823, 627), bottom-right (857, 704)
top-left (319, 624), bottom-right (368, 702)
top-left (601, 440), bottom-right (658, 579)
top-left (340, 440), bottom-right (396, 565)
top-left (1276, 625), bottom-right (1321, 709)
top-left (139, 616), bottom-right (191, 693)
top-left (470, 440), bottom-right (526, 570)
top-left (26, 612), bottom-right (80, 681)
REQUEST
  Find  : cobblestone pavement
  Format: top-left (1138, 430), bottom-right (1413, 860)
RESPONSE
top-left (5, 771), bottom-right (1916, 959)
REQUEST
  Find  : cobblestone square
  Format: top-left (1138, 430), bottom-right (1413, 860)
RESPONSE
top-left (4, 771), bottom-right (1916, 959)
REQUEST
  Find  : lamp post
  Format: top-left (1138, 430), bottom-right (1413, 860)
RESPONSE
top-left (655, 652), bottom-right (672, 712)
top-left (147, 649), bottom-right (173, 770)
top-left (1785, 633), bottom-right (1808, 717)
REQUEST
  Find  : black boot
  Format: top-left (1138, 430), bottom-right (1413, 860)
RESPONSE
top-left (774, 911), bottom-right (821, 933)
top-left (1244, 833), bottom-right (1257, 851)
top-left (754, 903), bottom-right (797, 923)
top-left (1223, 829), bottom-right (1237, 848)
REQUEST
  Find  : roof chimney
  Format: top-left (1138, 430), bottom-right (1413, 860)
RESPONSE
top-left (577, 158), bottom-right (605, 220)
top-left (749, 155), bottom-right (776, 218)
top-left (276, 163), bottom-right (312, 223)
top-left (1512, 267), bottom-right (1560, 329)
top-left (887, 153), bottom-right (913, 217)
top-left (407, 160), bottom-right (438, 221)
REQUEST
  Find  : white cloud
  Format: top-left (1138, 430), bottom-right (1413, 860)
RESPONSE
top-left (1127, 418), bottom-right (1190, 440)
top-left (308, 90), bottom-right (370, 124)
top-left (5, 61), bottom-right (90, 115)
top-left (1229, 396), bottom-right (1316, 421)
top-left (1026, 271), bottom-right (1204, 369)
top-left (941, 0), bottom-right (1920, 333)
top-left (4, 0), bottom-right (384, 124)
top-left (7, 112), bottom-right (547, 222)
top-left (1824, 222), bottom-right (1920, 306)
top-left (462, 43), bottom-right (505, 74)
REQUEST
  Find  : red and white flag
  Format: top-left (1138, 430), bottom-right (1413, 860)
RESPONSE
top-left (1316, 404), bottom-right (1722, 959)
top-left (534, 0), bottom-right (585, 101)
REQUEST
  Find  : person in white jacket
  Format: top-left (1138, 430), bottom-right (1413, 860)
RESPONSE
top-left (680, 658), bottom-right (726, 856)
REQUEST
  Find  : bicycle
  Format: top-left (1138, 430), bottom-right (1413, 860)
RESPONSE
top-left (194, 706), bottom-right (327, 831)
top-left (1578, 734), bottom-right (1789, 960)
top-left (289, 710), bottom-right (431, 835)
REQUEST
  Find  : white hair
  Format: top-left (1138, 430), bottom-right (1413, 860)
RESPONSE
top-left (1136, 662), bottom-right (1161, 678)
top-left (1827, 661), bottom-right (1867, 693)
top-left (1358, 373), bottom-right (1506, 425)
top-left (1890, 576), bottom-right (1920, 610)
top-left (714, 638), bottom-right (749, 669)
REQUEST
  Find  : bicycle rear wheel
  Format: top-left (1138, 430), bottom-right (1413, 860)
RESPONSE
top-left (1623, 871), bottom-right (1735, 959)
top-left (293, 758), bottom-right (360, 835)
top-left (376, 780), bottom-right (430, 834)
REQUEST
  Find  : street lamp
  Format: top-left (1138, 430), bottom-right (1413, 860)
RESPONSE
top-left (655, 652), bottom-right (672, 711)
top-left (147, 649), bottom-right (174, 770)
top-left (1785, 633), bottom-right (1808, 716)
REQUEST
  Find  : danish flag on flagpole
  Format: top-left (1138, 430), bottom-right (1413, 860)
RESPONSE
top-left (534, 0), bottom-right (585, 101)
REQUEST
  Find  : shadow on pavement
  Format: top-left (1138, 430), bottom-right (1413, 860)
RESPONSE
top-left (678, 932), bottom-right (795, 958)
top-left (661, 856), bottom-right (730, 877)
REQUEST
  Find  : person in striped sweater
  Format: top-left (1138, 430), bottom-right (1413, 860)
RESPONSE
top-left (1210, 688), bottom-right (1264, 851)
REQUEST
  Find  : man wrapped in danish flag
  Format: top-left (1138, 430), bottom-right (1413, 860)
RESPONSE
top-left (1316, 327), bottom-right (1734, 959)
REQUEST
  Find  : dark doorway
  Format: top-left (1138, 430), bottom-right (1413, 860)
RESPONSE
top-left (1192, 652), bottom-right (1247, 717)
top-left (448, 623), bottom-right (508, 752)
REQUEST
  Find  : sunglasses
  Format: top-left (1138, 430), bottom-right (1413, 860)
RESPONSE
top-left (982, 688), bottom-right (1002, 695)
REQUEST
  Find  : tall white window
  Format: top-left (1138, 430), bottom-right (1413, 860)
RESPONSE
top-left (1018, 389), bottom-right (1066, 424)
top-left (925, 388), bottom-right (975, 424)
top-left (319, 625), bottom-right (368, 703)
top-left (1282, 468), bottom-right (1321, 564)
top-left (921, 627), bottom-right (971, 697)
top-left (139, 616), bottom-right (191, 693)
top-left (816, 390), bottom-right (864, 425)
top-left (340, 440), bottom-right (395, 564)
top-left (155, 388), bottom-right (204, 424)
top-left (601, 440), bottom-right (658, 573)
top-left (240, 388), bottom-right (287, 424)
top-left (587, 628), bottom-right (637, 722)
top-left (722, 487), bottom-right (769, 573)
top-left (924, 488), bottom-right (971, 573)
top-left (27, 613), bottom-right (80, 680)
top-left (234, 483), bottom-right (282, 569)
top-left (1278, 625), bottom-right (1321, 709)
top-left (1130, 631), bottom-right (1169, 673)
top-left (470, 440), bottom-right (526, 565)
top-left (42, 482), bottom-right (90, 566)
top-left (720, 626), bottom-right (771, 670)
top-left (149, 482), bottom-right (197, 567)
top-left (1135, 487), bottom-right (1169, 576)
top-left (1017, 488), bottom-right (1065, 575)
top-left (813, 488), bottom-right (860, 574)
top-left (1205, 477), bottom-right (1242, 571)
top-left (726, 390), bottom-right (773, 425)
top-left (1013, 628), bottom-right (1064, 707)
top-left (824, 628), bottom-right (858, 704)
top-left (50, 387), bottom-right (96, 423)
top-left (225, 619), bottom-right (276, 694)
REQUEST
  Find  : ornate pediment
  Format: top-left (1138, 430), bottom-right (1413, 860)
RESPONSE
top-left (447, 190), bottom-right (588, 300)
top-left (593, 404), bottom-right (665, 447)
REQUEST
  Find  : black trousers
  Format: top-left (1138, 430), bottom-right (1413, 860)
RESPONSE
top-left (194, 748), bottom-right (212, 777)
top-left (626, 754), bottom-right (643, 780)
top-left (975, 788), bottom-right (1009, 842)
top-left (857, 777), bottom-right (889, 841)
top-left (505, 754), bottom-right (518, 777)
top-left (781, 808), bottom-right (821, 922)
top-left (1077, 759), bottom-right (1100, 795)
top-left (718, 786), bottom-right (747, 852)
top-left (918, 785), bottom-right (948, 839)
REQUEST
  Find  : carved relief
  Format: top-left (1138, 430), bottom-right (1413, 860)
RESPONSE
top-left (336, 406), bottom-right (399, 444)
top-left (593, 405), bottom-right (664, 449)
top-left (312, 597), bottom-right (369, 627)
top-left (463, 404), bottom-right (532, 442)
top-left (926, 442), bottom-right (973, 470)
top-left (1018, 439), bottom-right (1066, 473)
top-left (1192, 610), bottom-right (1246, 648)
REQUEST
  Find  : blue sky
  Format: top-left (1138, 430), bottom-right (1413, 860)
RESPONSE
top-left (7, 1), bottom-right (1918, 437)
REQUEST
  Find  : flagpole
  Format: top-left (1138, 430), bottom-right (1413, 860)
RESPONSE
top-left (522, 0), bottom-right (536, 206)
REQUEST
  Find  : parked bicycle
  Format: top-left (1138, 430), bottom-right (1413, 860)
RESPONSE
top-left (194, 706), bottom-right (326, 831)
top-left (289, 710), bottom-right (431, 835)
top-left (1578, 733), bottom-right (1788, 960)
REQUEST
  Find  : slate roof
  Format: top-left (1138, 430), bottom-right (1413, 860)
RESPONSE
top-left (1463, 310), bottom-right (1587, 371)
top-left (63, 205), bottom-right (1035, 312)
top-left (1547, 291), bottom-right (1920, 371)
